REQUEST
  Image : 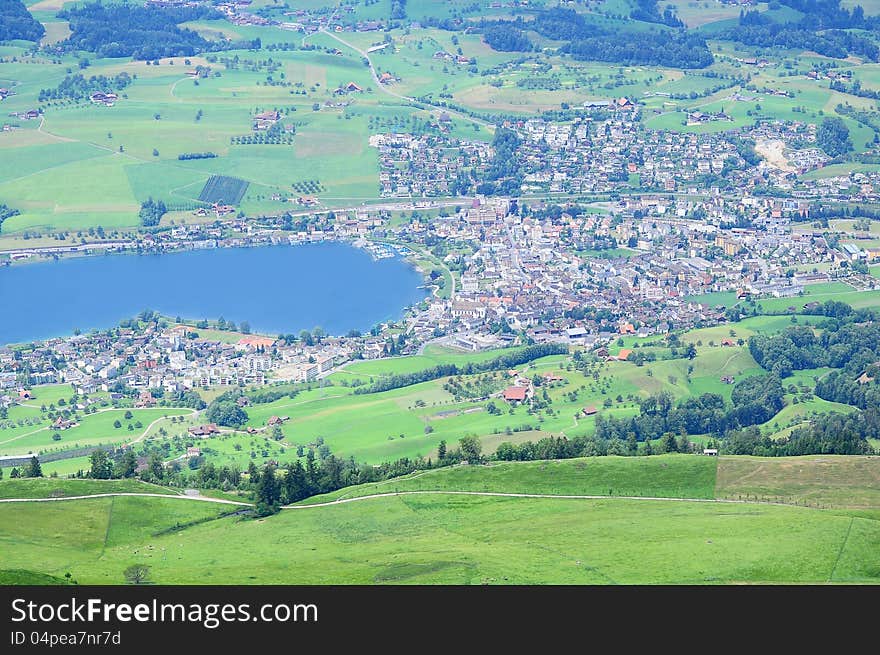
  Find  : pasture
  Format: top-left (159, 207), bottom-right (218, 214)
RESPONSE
top-left (1, 482), bottom-right (877, 584)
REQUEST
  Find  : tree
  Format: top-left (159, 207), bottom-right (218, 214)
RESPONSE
top-left (89, 449), bottom-right (113, 479)
top-left (116, 449), bottom-right (138, 478)
top-left (458, 436), bottom-right (482, 463)
top-left (283, 460), bottom-right (308, 504)
top-left (10, 467), bottom-right (21, 478)
top-left (123, 564), bottom-right (151, 585)
top-left (26, 456), bottom-right (43, 478)
top-left (436, 439), bottom-right (447, 461)
top-left (255, 463), bottom-right (280, 515)
top-left (661, 432), bottom-right (678, 453)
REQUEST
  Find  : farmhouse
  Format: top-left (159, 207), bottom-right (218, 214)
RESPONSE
top-left (583, 405), bottom-right (598, 416)
top-left (213, 203), bottom-right (236, 217)
top-left (503, 386), bottom-right (529, 403)
top-left (336, 81), bottom-right (363, 94)
top-left (253, 110), bottom-right (281, 130)
top-left (267, 415), bottom-right (289, 426)
top-left (378, 72), bottom-right (397, 84)
top-left (186, 446), bottom-right (202, 458)
top-left (53, 416), bottom-right (76, 430)
top-left (89, 91), bottom-right (119, 106)
top-left (188, 423), bottom-right (220, 437)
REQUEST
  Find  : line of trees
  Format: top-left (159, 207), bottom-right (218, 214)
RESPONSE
top-left (177, 152), bottom-right (217, 161)
top-left (354, 344), bottom-right (569, 394)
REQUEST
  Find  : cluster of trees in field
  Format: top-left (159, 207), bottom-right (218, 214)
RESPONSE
top-left (723, 1), bottom-right (880, 61)
top-left (138, 198), bottom-right (167, 227)
top-left (56, 3), bottom-right (221, 59)
top-left (3, 456), bottom-right (43, 480)
top-left (816, 116), bottom-right (853, 157)
top-left (480, 9), bottom-right (713, 68)
top-left (748, 305), bottom-right (879, 374)
top-left (724, 409), bottom-right (878, 456)
top-left (390, 0), bottom-right (406, 20)
top-left (291, 179), bottom-right (324, 194)
top-left (0, 203), bottom-right (20, 234)
top-left (0, 0), bottom-right (45, 42)
top-left (476, 127), bottom-right (522, 196)
top-left (629, 0), bottom-right (683, 27)
top-left (355, 344), bottom-right (569, 394)
top-left (594, 376), bottom-right (785, 443)
top-left (205, 397), bottom-right (249, 428)
top-left (482, 24), bottom-right (532, 52)
top-left (177, 152), bottom-right (217, 161)
top-left (37, 72), bottom-right (132, 103)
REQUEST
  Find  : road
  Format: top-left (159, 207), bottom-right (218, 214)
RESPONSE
top-left (0, 488), bottom-right (802, 510)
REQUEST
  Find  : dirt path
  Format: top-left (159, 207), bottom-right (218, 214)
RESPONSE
top-left (284, 489), bottom-right (800, 510)
top-left (0, 488), bottom-right (821, 511)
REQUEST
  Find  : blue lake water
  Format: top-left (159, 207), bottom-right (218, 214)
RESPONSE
top-left (0, 242), bottom-right (428, 345)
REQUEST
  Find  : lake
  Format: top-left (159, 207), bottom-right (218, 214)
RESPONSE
top-left (0, 242), bottom-right (429, 345)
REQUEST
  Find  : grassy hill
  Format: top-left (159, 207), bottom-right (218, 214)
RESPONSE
top-left (296, 454), bottom-right (719, 504)
top-left (1, 455), bottom-right (879, 584)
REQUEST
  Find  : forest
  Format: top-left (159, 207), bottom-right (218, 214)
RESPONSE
top-left (0, 0), bottom-right (45, 42)
top-left (480, 8), bottom-right (713, 68)
top-left (724, 4), bottom-right (879, 60)
top-left (56, 3), bottom-right (222, 59)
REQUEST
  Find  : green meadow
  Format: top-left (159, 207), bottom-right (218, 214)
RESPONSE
top-left (2, 453), bottom-right (879, 584)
